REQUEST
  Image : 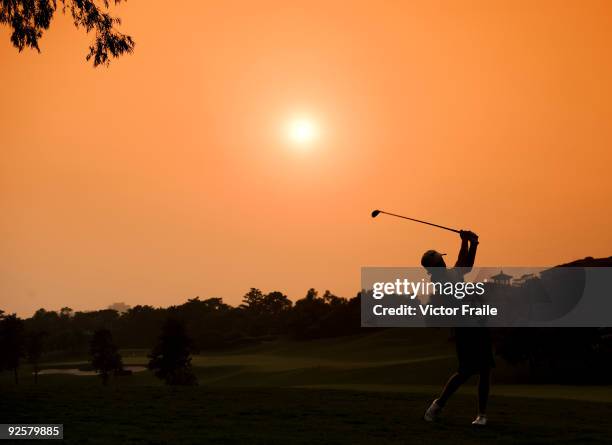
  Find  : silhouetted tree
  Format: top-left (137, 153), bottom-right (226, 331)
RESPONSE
top-left (26, 331), bottom-right (45, 384)
top-left (262, 291), bottom-right (292, 315)
top-left (240, 288), bottom-right (265, 311)
top-left (90, 329), bottom-right (123, 385)
top-left (59, 307), bottom-right (73, 319)
top-left (0, 314), bottom-right (25, 384)
top-left (289, 289), bottom-right (328, 339)
top-left (148, 318), bottom-right (197, 386)
top-left (0, 0), bottom-right (134, 66)
top-left (322, 290), bottom-right (345, 306)
top-left (164, 297), bottom-right (237, 350)
top-left (113, 305), bottom-right (165, 348)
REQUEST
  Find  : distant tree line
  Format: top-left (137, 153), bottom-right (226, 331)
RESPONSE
top-left (16, 288), bottom-right (360, 355)
top-left (0, 289), bottom-right (361, 383)
top-left (2, 287), bottom-right (611, 385)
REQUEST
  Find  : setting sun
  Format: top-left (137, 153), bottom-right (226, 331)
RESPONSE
top-left (287, 118), bottom-right (319, 146)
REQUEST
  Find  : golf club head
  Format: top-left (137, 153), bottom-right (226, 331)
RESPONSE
top-left (371, 210), bottom-right (381, 218)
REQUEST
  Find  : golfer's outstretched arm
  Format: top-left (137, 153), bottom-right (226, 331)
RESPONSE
top-left (455, 231), bottom-right (479, 271)
top-left (456, 237), bottom-right (469, 267)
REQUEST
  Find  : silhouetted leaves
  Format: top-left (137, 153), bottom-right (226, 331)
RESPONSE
top-left (0, 0), bottom-right (134, 66)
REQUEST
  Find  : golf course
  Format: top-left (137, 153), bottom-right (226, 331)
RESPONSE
top-left (3, 329), bottom-right (612, 444)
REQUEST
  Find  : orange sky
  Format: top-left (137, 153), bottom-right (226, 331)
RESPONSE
top-left (2, 1), bottom-right (611, 316)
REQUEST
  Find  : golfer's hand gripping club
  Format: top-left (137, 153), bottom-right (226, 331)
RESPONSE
top-left (459, 230), bottom-right (479, 243)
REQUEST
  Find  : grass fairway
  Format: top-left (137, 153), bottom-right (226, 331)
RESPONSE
top-left (2, 331), bottom-right (612, 443)
top-left (3, 381), bottom-right (612, 444)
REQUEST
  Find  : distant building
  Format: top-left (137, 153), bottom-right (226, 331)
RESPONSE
top-left (490, 270), bottom-right (512, 286)
top-left (108, 302), bottom-right (131, 314)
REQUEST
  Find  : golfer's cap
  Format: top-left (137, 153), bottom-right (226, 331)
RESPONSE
top-left (421, 250), bottom-right (446, 267)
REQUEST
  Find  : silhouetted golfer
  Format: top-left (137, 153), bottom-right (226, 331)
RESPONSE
top-left (421, 230), bottom-right (494, 426)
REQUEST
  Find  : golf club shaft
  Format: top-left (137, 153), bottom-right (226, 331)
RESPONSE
top-left (377, 211), bottom-right (461, 233)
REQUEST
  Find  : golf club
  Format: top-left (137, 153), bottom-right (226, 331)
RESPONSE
top-left (371, 209), bottom-right (461, 234)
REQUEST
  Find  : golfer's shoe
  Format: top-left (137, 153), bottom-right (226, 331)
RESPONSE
top-left (423, 399), bottom-right (442, 422)
top-left (472, 415), bottom-right (487, 426)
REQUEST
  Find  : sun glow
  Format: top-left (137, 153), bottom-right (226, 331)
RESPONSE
top-left (287, 117), bottom-right (319, 146)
